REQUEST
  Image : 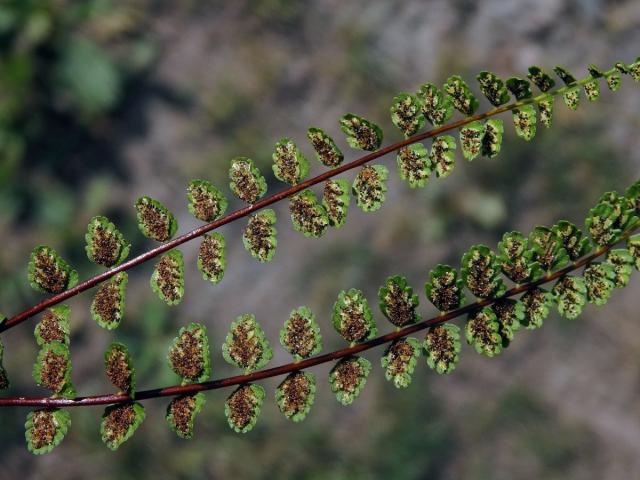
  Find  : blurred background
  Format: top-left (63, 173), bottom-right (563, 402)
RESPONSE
top-left (1, 0), bottom-right (640, 478)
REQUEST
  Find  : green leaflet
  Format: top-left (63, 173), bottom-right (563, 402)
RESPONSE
top-left (381, 337), bottom-right (422, 389)
top-left (33, 341), bottom-right (75, 398)
top-left (35, 305), bottom-right (71, 347)
top-left (390, 93), bottom-right (425, 137)
top-left (100, 402), bottom-right (145, 450)
top-left (166, 392), bottom-right (206, 439)
top-left (459, 121), bottom-right (485, 160)
top-left (552, 221), bottom-right (592, 261)
top-left (104, 342), bottom-right (135, 395)
top-left (223, 314), bottom-right (272, 373)
top-left (0, 337), bottom-right (9, 389)
top-left (229, 157), bottom-right (267, 204)
top-left (85, 216), bottom-right (130, 267)
top-left (289, 190), bottom-right (330, 238)
top-left (506, 76), bottom-right (532, 100)
top-left (521, 287), bottom-right (554, 330)
top-left (91, 272), bottom-right (127, 330)
top-left (460, 245), bottom-right (506, 299)
top-left (416, 83), bottom-right (453, 126)
top-left (242, 209), bottom-right (277, 262)
top-left (607, 73), bottom-right (621, 92)
top-left (527, 66), bottom-right (556, 92)
top-left (280, 306), bottom-right (322, 361)
top-left (423, 323), bottom-right (461, 375)
top-left (443, 75), bottom-right (479, 115)
top-left (186, 179), bottom-right (228, 222)
top-left (329, 355), bottom-right (372, 406)
top-left (134, 196), bottom-right (178, 242)
top-left (552, 275), bottom-right (587, 319)
top-left (197, 233), bottom-right (226, 284)
top-left (323, 179), bottom-right (350, 228)
top-left (168, 322), bottom-right (211, 384)
top-left (332, 288), bottom-right (376, 344)
top-left (563, 87), bottom-right (580, 111)
top-left (492, 298), bottom-right (525, 347)
top-left (554, 65), bottom-right (577, 85)
top-left (397, 143), bottom-right (431, 188)
top-left (529, 226), bottom-right (570, 272)
top-left (626, 179), bottom-right (640, 214)
top-left (272, 138), bottom-right (310, 185)
top-left (28, 245), bottom-right (78, 294)
top-left (606, 248), bottom-right (634, 288)
top-left (150, 249), bottom-right (184, 306)
top-left (465, 307), bottom-right (502, 357)
top-left (275, 371), bottom-right (316, 422)
top-left (497, 231), bottom-right (541, 284)
top-left (352, 165), bottom-right (388, 212)
top-left (512, 104), bottom-right (537, 141)
top-left (538, 97), bottom-right (554, 128)
top-left (225, 383), bottom-right (265, 433)
top-left (307, 128), bottom-right (344, 167)
top-left (430, 135), bottom-right (457, 178)
top-left (425, 264), bottom-right (466, 312)
top-left (25, 409), bottom-right (71, 455)
top-left (583, 78), bottom-right (600, 102)
top-left (583, 262), bottom-right (616, 306)
top-left (628, 234), bottom-right (640, 270)
top-left (340, 113), bottom-right (383, 151)
top-left (378, 275), bottom-right (421, 327)
top-left (476, 71), bottom-right (510, 107)
top-left (481, 119), bottom-right (504, 159)
top-left (628, 57), bottom-right (640, 81)
top-left (586, 192), bottom-right (638, 246)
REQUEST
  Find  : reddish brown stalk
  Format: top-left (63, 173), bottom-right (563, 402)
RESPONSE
top-left (1, 228), bottom-right (633, 408)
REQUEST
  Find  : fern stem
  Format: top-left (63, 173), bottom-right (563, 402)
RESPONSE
top-left (0, 68), bottom-right (618, 335)
top-left (1, 222), bottom-right (634, 408)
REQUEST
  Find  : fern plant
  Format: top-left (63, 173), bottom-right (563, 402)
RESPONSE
top-left (1, 55), bottom-right (640, 453)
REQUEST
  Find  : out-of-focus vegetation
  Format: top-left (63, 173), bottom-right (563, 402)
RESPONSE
top-left (1, 1), bottom-right (640, 479)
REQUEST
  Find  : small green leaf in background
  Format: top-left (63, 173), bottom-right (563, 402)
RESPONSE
top-left (275, 371), bottom-right (316, 422)
top-left (307, 128), bottom-right (343, 167)
top-left (28, 246), bottom-right (78, 294)
top-left (329, 356), bottom-right (371, 406)
top-left (150, 249), bottom-right (184, 306)
top-left (272, 138), bottom-right (309, 185)
top-left (340, 113), bottom-right (383, 151)
top-left (100, 402), bottom-right (145, 450)
top-left (187, 179), bottom-right (228, 222)
top-left (423, 323), bottom-right (461, 374)
top-left (85, 216), bottom-right (130, 267)
top-left (135, 196), bottom-right (178, 242)
top-left (352, 165), bottom-right (388, 212)
top-left (242, 209), bottom-right (277, 262)
top-left (229, 157), bottom-right (267, 204)
top-left (322, 179), bottom-right (350, 228)
top-left (91, 272), bottom-right (127, 330)
top-left (225, 383), bottom-right (265, 433)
